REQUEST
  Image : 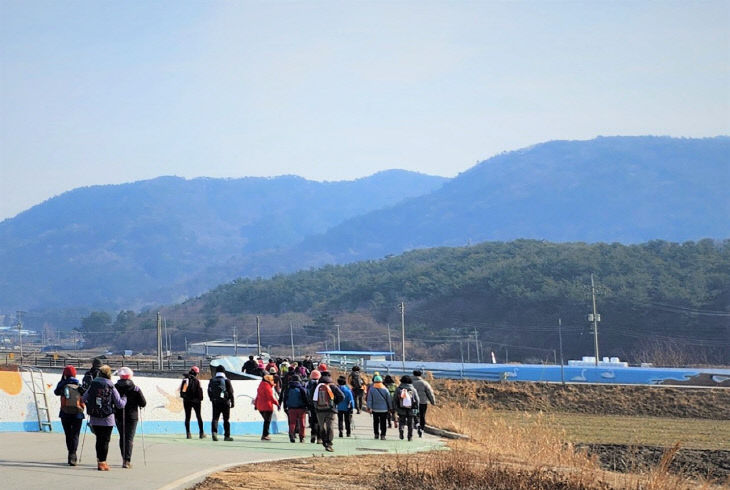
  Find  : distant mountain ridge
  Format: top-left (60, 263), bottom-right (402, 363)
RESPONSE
top-left (0, 135), bottom-right (727, 314)
top-left (0, 171), bottom-right (447, 310)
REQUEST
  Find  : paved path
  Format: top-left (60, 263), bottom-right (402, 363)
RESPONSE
top-left (0, 412), bottom-right (443, 489)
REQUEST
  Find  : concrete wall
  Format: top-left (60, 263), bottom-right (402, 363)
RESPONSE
top-left (0, 369), bottom-right (286, 434)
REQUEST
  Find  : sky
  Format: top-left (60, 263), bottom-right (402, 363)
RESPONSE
top-left (1, 1), bottom-right (728, 221)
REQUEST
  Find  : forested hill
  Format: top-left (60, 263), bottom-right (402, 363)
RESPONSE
top-left (106, 239), bottom-right (729, 364)
top-left (0, 171), bottom-right (446, 310)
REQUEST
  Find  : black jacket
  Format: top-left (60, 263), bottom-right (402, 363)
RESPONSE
top-left (208, 375), bottom-right (235, 408)
top-left (180, 375), bottom-right (204, 402)
top-left (114, 379), bottom-right (147, 421)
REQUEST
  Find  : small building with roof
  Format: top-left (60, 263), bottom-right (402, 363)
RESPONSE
top-left (317, 350), bottom-right (395, 368)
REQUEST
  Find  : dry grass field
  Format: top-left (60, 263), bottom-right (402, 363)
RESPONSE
top-left (195, 379), bottom-right (730, 489)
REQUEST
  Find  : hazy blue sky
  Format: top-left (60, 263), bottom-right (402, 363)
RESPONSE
top-left (1, 1), bottom-right (728, 221)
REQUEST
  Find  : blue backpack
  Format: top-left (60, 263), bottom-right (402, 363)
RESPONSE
top-left (286, 385), bottom-right (306, 408)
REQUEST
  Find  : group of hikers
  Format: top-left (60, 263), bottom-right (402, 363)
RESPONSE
top-left (55, 355), bottom-right (436, 469)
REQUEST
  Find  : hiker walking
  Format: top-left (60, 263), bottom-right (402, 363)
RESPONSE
top-left (305, 369), bottom-right (321, 443)
top-left (81, 364), bottom-right (126, 471)
top-left (282, 374), bottom-right (308, 442)
top-left (81, 358), bottom-right (103, 393)
top-left (336, 375), bottom-right (354, 438)
top-left (348, 366), bottom-right (365, 414)
top-left (313, 371), bottom-right (344, 452)
top-left (383, 375), bottom-right (398, 429)
top-left (412, 370), bottom-right (436, 437)
top-left (366, 374), bottom-right (392, 440)
top-left (180, 366), bottom-right (206, 439)
top-left (54, 365), bottom-right (85, 466)
top-left (208, 365), bottom-right (235, 441)
top-left (395, 375), bottom-right (420, 441)
top-left (114, 367), bottom-right (146, 468)
top-left (254, 374), bottom-right (279, 440)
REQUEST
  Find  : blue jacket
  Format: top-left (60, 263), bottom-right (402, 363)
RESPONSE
top-left (336, 384), bottom-right (354, 412)
top-left (366, 384), bottom-right (392, 413)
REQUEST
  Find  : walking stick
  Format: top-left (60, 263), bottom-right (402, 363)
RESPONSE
top-left (138, 408), bottom-right (148, 467)
top-left (79, 416), bottom-right (89, 463)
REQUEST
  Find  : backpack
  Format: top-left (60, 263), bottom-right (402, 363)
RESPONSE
top-left (286, 385), bottom-right (306, 408)
top-left (399, 388), bottom-right (413, 409)
top-left (315, 383), bottom-right (334, 410)
top-left (350, 372), bottom-right (362, 389)
top-left (88, 381), bottom-right (114, 418)
top-left (181, 376), bottom-right (200, 400)
top-left (209, 376), bottom-right (227, 401)
top-left (60, 382), bottom-right (84, 415)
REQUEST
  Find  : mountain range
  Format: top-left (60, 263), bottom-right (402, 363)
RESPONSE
top-left (1, 135), bottom-right (728, 316)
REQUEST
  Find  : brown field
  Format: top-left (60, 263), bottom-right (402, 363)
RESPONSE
top-left (194, 379), bottom-right (730, 489)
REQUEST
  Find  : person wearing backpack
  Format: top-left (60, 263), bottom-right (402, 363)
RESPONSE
top-left (81, 365), bottom-right (127, 471)
top-left (180, 366), bottom-right (206, 439)
top-left (208, 365), bottom-right (235, 441)
top-left (313, 371), bottom-right (344, 452)
top-left (383, 375), bottom-right (398, 429)
top-left (395, 375), bottom-right (420, 441)
top-left (365, 375), bottom-right (393, 440)
top-left (283, 374), bottom-right (308, 442)
top-left (336, 375), bottom-right (354, 438)
top-left (412, 370), bottom-right (436, 437)
top-left (54, 364), bottom-right (85, 466)
top-left (348, 366), bottom-right (365, 414)
top-left (254, 374), bottom-right (279, 440)
top-left (305, 369), bottom-right (322, 444)
top-left (114, 367), bottom-right (146, 468)
top-left (81, 357), bottom-right (103, 394)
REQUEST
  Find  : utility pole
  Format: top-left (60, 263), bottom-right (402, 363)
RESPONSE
top-left (387, 323), bottom-right (393, 361)
top-left (233, 324), bottom-right (238, 356)
top-left (400, 302), bottom-right (406, 371)
top-left (16, 311), bottom-right (24, 364)
top-left (185, 336), bottom-right (188, 354)
top-left (336, 324), bottom-right (341, 351)
top-left (156, 312), bottom-right (163, 370)
top-left (558, 318), bottom-right (565, 385)
top-left (163, 318), bottom-right (169, 356)
top-left (474, 328), bottom-right (481, 363)
top-left (290, 322), bottom-right (295, 359)
top-left (256, 315), bottom-right (261, 356)
top-left (589, 274), bottom-right (601, 366)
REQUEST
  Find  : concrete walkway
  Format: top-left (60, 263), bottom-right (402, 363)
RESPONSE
top-left (0, 412), bottom-right (443, 489)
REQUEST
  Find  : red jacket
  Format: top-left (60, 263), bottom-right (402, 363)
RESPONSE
top-left (255, 380), bottom-right (279, 412)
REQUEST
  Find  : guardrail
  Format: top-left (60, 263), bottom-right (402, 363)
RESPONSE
top-left (2, 353), bottom-right (209, 373)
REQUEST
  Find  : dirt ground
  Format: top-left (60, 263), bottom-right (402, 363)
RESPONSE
top-left (437, 379), bottom-right (730, 419)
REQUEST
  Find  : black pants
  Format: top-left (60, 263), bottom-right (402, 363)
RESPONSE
top-left (115, 417), bottom-right (137, 462)
top-left (398, 412), bottom-right (415, 439)
top-left (372, 411), bottom-right (388, 437)
top-left (418, 403), bottom-right (429, 430)
top-left (353, 389), bottom-right (364, 412)
top-left (308, 408), bottom-right (319, 440)
top-left (184, 400), bottom-right (204, 434)
top-left (337, 410), bottom-right (352, 435)
top-left (92, 425), bottom-right (114, 462)
top-left (61, 417), bottom-right (82, 453)
top-left (315, 411), bottom-right (335, 447)
top-left (211, 403), bottom-right (230, 437)
top-left (259, 410), bottom-right (272, 438)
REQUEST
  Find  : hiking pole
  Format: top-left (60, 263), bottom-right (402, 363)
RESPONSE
top-left (79, 415), bottom-right (89, 463)
top-left (139, 408), bottom-right (148, 467)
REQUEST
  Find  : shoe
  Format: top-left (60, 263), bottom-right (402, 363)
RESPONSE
top-left (316, 438), bottom-right (322, 444)
top-left (261, 436), bottom-right (270, 441)
top-left (68, 452), bottom-right (77, 466)
top-left (418, 429), bottom-right (423, 438)
top-left (224, 436), bottom-right (234, 441)
top-left (325, 446), bottom-right (334, 452)
top-left (186, 432), bottom-right (192, 439)
top-left (374, 434), bottom-right (379, 439)
top-left (289, 434), bottom-right (296, 443)
top-left (300, 436), bottom-right (305, 443)
top-left (97, 461), bottom-right (109, 471)
top-left (199, 432), bottom-right (207, 439)
top-left (339, 431), bottom-right (343, 438)
top-left (212, 433), bottom-right (218, 441)
top-left (346, 432), bottom-right (351, 437)
top-left (310, 435), bottom-right (316, 443)
top-left (399, 431), bottom-right (404, 440)
top-left (122, 460), bottom-right (131, 469)
top-left (380, 435), bottom-right (386, 440)
top-left (356, 410), bottom-right (361, 414)
top-left (388, 423), bottom-right (392, 428)
top-left (408, 436), bottom-right (413, 441)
